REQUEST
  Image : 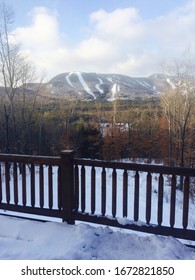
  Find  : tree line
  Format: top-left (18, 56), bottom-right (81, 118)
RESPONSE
top-left (1, 95), bottom-right (195, 168)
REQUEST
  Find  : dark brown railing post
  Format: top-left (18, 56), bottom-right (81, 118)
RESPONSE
top-left (60, 150), bottom-right (75, 224)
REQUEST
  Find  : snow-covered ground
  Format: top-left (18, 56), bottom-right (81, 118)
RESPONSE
top-left (0, 215), bottom-right (194, 260)
top-left (0, 163), bottom-right (195, 259)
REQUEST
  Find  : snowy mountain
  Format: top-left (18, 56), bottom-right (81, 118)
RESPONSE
top-left (45, 72), bottom-right (169, 101)
top-left (1, 71), bottom-right (193, 101)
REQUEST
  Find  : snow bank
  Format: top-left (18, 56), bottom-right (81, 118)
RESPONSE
top-left (0, 215), bottom-right (194, 260)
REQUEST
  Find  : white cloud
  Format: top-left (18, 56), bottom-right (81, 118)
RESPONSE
top-left (73, 37), bottom-right (119, 68)
top-left (14, 7), bottom-right (70, 78)
top-left (90, 8), bottom-right (143, 41)
top-left (15, 7), bottom-right (60, 51)
top-left (14, 1), bottom-right (195, 79)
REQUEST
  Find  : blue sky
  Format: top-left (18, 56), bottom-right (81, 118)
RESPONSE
top-left (4, 0), bottom-right (195, 79)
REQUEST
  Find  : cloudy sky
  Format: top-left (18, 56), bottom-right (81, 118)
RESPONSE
top-left (4, 0), bottom-right (195, 80)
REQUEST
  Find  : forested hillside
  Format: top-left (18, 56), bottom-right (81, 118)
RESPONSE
top-left (1, 93), bottom-right (195, 167)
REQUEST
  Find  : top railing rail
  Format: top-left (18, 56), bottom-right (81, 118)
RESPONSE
top-left (73, 158), bottom-right (195, 177)
top-left (0, 153), bottom-right (61, 165)
top-left (1, 153), bottom-right (195, 177)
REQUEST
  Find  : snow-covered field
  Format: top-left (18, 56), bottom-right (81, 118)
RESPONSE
top-left (0, 163), bottom-right (195, 259)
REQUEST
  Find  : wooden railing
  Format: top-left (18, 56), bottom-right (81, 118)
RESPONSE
top-left (72, 158), bottom-right (195, 242)
top-left (0, 151), bottom-right (195, 242)
top-left (0, 153), bottom-right (63, 219)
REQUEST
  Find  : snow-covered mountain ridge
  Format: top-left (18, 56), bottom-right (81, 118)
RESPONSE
top-left (1, 71), bottom-right (194, 101)
top-left (46, 71), bottom-right (171, 101)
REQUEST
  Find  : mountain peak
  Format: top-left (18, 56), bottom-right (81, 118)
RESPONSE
top-left (45, 72), bottom-right (174, 101)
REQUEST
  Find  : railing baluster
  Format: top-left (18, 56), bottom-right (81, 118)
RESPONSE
top-left (39, 164), bottom-right (44, 208)
top-left (31, 163), bottom-right (35, 207)
top-left (158, 174), bottom-right (164, 226)
top-left (123, 169), bottom-right (128, 217)
top-left (146, 172), bottom-right (152, 224)
top-left (74, 164), bottom-right (79, 211)
top-left (5, 163), bottom-right (10, 204)
top-left (91, 166), bottom-right (96, 214)
top-left (81, 165), bottom-right (86, 212)
top-left (112, 168), bottom-right (117, 217)
top-left (0, 163), bottom-right (2, 203)
top-left (170, 175), bottom-right (176, 227)
top-left (57, 166), bottom-right (62, 210)
top-left (134, 171), bottom-right (139, 221)
top-left (48, 165), bottom-right (53, 209)
top-left (13, 163), bottom-right (18, 205)
top-left (183, 176), bottom-right (190, 229)
top-left (22, 163), bottom-right (26, 206)
top-left (101, 167), bottom-right (106, 216)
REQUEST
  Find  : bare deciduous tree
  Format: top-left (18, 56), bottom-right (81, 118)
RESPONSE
top-left (0, 1), bottom-right (43, 153)
top-left (161, 56), bottom-right (195, 168)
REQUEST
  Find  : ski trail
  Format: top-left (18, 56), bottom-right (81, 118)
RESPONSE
top-left (76, 72), bottom-right (96, 100)
top-left (142, 81), bottom-right (152, 88)
top-left (65, 72), bottom-right (82, 95)
top-left (136, 79), bottom-right (150, 89)
top-left (95, 78), bottom-right (104, 94)
top-left (108, 83), bottom-right (119, 101)
top-left (65, 72), bottom-right (75, 88)
top-left (107, 77), bottom-right (113, 83)
top-left (166, 78), bottom-right (176, 89)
